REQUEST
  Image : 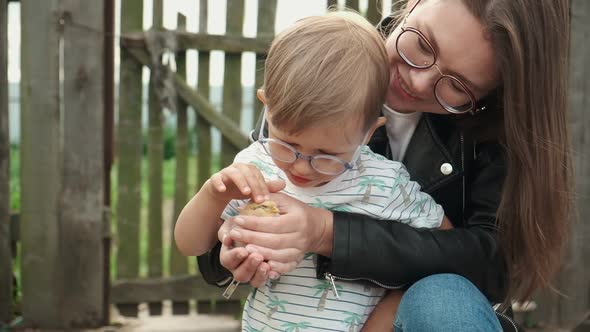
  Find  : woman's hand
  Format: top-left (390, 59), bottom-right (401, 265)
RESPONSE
top-left (227, 192), bottom-right (334, 272)
top-left (218, 218), bottom-right (273, 288)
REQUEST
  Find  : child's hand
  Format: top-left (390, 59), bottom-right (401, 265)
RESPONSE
top-left (207, 163), bottom-right (283, 203)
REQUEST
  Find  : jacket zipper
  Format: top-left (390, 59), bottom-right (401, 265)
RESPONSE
top-left (460, 133), bottom-right (465, 217)
top-left (324, 272), bottom-right (406, 298)
top-left (495, 310), bottom-right (519, 332)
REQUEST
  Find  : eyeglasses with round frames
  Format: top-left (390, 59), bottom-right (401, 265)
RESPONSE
top-left (257, 108), bottom-right (365, 176)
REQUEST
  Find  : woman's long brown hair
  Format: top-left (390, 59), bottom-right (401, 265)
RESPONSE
top-left (465, 0), bottom-right (573, 302)
top-left (392, 0), bottom-right (574, 303)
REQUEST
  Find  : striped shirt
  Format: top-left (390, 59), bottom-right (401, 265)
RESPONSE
top-left (221, 142), bottom-right (444, 332)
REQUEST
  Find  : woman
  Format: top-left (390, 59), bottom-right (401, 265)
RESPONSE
top-left (199, 0), bottom-right (573, 330)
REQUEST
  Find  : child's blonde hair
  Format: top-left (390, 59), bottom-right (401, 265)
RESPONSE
top-left (263, 11), bottom-right (389, 134)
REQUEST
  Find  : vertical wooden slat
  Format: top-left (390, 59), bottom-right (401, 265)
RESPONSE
top-left (170, 13), bottom-right (190, 315)
top-left (0, 0), bottom-right (11, 323)
top-left (220, 0), bottom-right (245, 168)
top-left (20, 0), bottom-right (62, 326)
top-left (147, 0), bottom-right (163, 316)
top-left (61, 0), bottom-right (105, 326)
top-left (218, 0), bottom-right (246, 315)
top-left (558, 0), bottom-right (590, 326)
top-left (253, 0), bottom-right (276, 128)
top-left (103, 0), bottom-right (115, 324)
top-left (346, 0), bottom-right (359, 11)
top-left (367, 0), bottom-right (382, 25)
top-left (327, 0), bottom-right (338, 10)
top-left (195, 0), bottom-right (212, 314)
top-left (196, 0), bottom-right (211, 189)
top-left (116, 0), bottom-right (144, 317)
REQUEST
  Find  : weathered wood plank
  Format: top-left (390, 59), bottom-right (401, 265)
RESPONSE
top-left (60, 0), bottom-right (105, 327)
top-left (126, 47), bottom-right (249, 149)
top-left (103, 0), bottom-right (115, 323)
top-left (195, 4), bottom-right (211, 314)
top-left (116, 0), bottom-right (143, 279)
top-left (122, 31), bottom-right (273, 54)
top-left (220, 0), bottom-right (245, 168)
top-left (558, 0), bottom-right (590, 327)
top-left (253, 0), bottom-right (276, 128)
top-left (0, 0), bottom-right (11, 323)
top-left (196, 0), bottom-right (212, 190)
top-left (346, 0), bottom-right (360, 11)
top-left (19, 0), bottom-right (62, 326)
top-left (367, 0), bottom-right (382, 25)
top-left (116, 0), bottom-right (143, 318)
top-left (170, 15), bottom-right (189, 277)
top-left (146, 0), bottom-right (164, 317)
top-left (111, 275), bottom-right (250, 303)
top-left (327, 0), bottom-right (338, 10)
top-left (147, 0), bottom-right (163, 281)
top-left (169, 14), bottom-right (190, 315)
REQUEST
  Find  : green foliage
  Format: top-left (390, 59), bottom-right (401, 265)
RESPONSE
top-left (141, 125), bottom-right (181, 160)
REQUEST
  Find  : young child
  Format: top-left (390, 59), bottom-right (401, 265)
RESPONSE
top-left (175, 11), bottom-right (450, 331)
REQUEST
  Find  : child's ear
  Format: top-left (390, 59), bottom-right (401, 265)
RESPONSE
top-left (363, 117), bottom-right (386, 144)
top-left (256, 89), bottom-right (267, 104)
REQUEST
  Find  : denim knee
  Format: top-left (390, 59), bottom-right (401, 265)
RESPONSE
top-left (393, 274), bottom-right (502, 332)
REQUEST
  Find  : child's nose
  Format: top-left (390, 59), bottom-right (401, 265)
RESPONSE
top-left (291, 157), bottom-right (315, 175)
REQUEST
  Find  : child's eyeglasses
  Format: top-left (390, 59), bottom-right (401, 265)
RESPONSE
top-left (257, 108), bottom-right (364, 176)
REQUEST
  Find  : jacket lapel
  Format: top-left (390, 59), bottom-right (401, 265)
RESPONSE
top-left (401, 115), bottom-right (461, 193)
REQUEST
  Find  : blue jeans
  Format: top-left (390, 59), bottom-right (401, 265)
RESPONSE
top-left (394, 274), bottom-right (502, 332)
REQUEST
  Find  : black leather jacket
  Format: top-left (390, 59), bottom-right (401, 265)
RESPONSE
top-left (198, 112), bottom-right (509, 303)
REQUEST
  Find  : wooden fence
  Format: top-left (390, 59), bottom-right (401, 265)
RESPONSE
top-left (1, 0), bottom-right (589, 330)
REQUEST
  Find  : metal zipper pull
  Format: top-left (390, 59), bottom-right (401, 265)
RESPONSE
top-left (222, 278), bottom-right (240, 299)
top-left (325, 273), bottom-right (340, 299)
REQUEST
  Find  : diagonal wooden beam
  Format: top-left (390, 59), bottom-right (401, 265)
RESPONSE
top-left (122, 30), bottom-right (273, 54)
top-left (125, 46), bottom-right (249, 150)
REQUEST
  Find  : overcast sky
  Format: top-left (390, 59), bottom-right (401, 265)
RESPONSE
top-left (7, 0), bottom-right (392, 85)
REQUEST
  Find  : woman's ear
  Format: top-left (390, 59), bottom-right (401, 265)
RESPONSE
top-left (364, 117), bottom-right (387, 144)
top-left (256, 89), bottom-right (267, 105)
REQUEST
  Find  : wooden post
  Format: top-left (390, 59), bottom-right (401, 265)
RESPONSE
top-left (218, 0), bottom-right (246, 314)
top-left (147, 0), bottom-right (164, 316)
top-left (103, 0), bottom-right (115, 325)
top-left (116, 0), bottom-right (144, 317)
top-left (327, 0), bottom-right (338, 10)
top-left (20, 0), bottom-right (62, 327)
top-left (60, 0), bottom-right (105, 326)
top-left (196, 0), bottom-right (212, 190)
top-left (253, 1), bottom-right (276, 128)
top-left (367, 0), bottom-right (382, 25)
top-left (558, 0), bottom-right (590, 327)
top-left (169, 13), bottom-right (190, 315)
top-left (0, 0), bottom-right (11, 323)
top-left (220, 0), bottom-right (245, 168)
top-left (195, 0), bottom-right (212, 313)
top-left (346, 0), bottom-right (359, 11)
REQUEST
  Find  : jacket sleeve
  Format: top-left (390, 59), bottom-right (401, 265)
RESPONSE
top-left (197, 241), bottom-right (233, 287)
top-left (317, 143), bottom-right (508, 303)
